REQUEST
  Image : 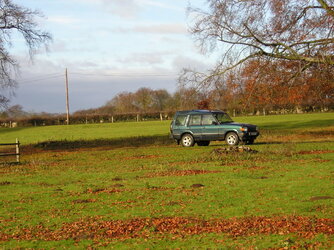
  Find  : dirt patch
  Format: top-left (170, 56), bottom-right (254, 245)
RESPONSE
top-left (123, 155), bottom-right (162, 160)
top-left (298, 150), bottom-right (334, 155)
top-left (111, 184), bottom-right (124, 188)
top-left (165, 201), bottom-right (183, 206)
top-left (0, 181), bottom-right (11, 186)
top-left (72, 199), bottom-right (95, 204)
top-left (191, 184), bottom-right (205, 188)
top-left (212, 146), bottom-right (258, 155)
top-left (1, 216), bottom-right (333, 242)
top-left (86, 188), bottom-right (123, 194)
top-left (112, 177), bottom-right (123, 181)
top-left (145, 170), bottom-right (221, 178)
top-left (256, 176), bottom-right (269, 179)
top-left (310, 196), bottom-right (333, 201)
top-left (168, 160), bottom-right (208, 167)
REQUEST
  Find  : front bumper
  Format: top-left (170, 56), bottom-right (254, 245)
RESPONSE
top-left (239, 131), bottom-right (260, 141)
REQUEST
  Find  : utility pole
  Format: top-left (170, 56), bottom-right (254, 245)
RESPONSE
top-left (65, 68), bottom-right (70, 125)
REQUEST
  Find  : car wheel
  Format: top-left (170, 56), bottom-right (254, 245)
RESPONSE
top-left (181, 134), bottom-right (195, 147)
top-left (197, 141), bottom-right (210, 146)
top-left (225, 132), bottom-right (239, 146)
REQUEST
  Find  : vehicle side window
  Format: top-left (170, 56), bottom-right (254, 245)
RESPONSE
top-left (202, 114), bottom-right (216, 125)
top-left (189, 115), bottom-right (201, 126)
top-left (175, 115), bottom-right (187, 126)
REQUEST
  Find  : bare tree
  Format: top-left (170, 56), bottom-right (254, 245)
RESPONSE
top-left (133, 87), bottom-right (154, 113)
top-left (182, 0), bottom-right (334, 86)
top-left (0, 0), bottom-right (52, 107)
top-left (151, 89), bottom-right (171, 112)
top-left (108, 91), bottom-right (138, 113)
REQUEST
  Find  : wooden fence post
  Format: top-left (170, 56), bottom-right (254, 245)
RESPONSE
top-left (16, 138), bottom-right (20, 163)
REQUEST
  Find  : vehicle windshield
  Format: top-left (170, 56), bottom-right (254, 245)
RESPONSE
top-left (214, 113), bottom-right (233, 124)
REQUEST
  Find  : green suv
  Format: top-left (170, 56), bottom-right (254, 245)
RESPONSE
top-left (170, 110), bottom-right (259, 147)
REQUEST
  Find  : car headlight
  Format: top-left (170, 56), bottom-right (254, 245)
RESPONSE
top-left (241, 127), bottom-right (248, 132)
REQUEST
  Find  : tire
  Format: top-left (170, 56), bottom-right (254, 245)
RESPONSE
top-left (181, 134), bottom-right (195, 147)
top-left (197, 141), bottom-right (210, 146)
top-left (225, 132), bottom-right (239, 146)
top-left (246, 139), bottom-right (254, 145)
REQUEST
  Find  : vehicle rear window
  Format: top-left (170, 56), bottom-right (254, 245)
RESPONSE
top-left (175, 115), bottom-right (187, 126)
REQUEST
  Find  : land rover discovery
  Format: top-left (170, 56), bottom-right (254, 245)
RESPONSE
top-left (170, 110), bottom-right (259, 147)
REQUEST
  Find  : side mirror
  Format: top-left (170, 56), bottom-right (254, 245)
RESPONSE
top-left (212, 121), bottom-right (218, 125)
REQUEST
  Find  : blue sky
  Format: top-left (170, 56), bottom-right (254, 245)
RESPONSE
top-left (10, 0), bottom-right (214, 113)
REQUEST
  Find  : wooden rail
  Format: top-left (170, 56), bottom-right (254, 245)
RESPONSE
top-left (0, 139), bottom-right (20, 163)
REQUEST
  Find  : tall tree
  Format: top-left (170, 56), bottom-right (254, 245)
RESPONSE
top-left (109, 92), bottom-right (138, 113)
top-left (171, 87), bottom-right (207, 110)
top-left (151, 89), bottom-right (171, 112)
top-left (182, 0), bottom-right (334, 86)
top-left (133, 88), bottom-right (154, 113)
top-left (0, 0), bottom-right (51, 107)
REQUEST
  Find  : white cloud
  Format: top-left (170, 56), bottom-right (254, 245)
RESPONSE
top-left (137, 0), bottom-right (183, 12)
top-left (172, 55), bottom-right (212, 72)
top-left (48, 16), bottom-right (81, 24)
top-left (117, 51), bottom-right (170, 65)
top-left (83, 0), bottom-right (184, 18)
top-left (101, 0), bottom-right (140, 18)
top-left (114, 23), bottom-right (187, 34)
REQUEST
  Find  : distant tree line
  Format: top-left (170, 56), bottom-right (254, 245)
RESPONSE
top-left (73, 87), bottom-right (208, 116)
top-left (1, 66), bottom-right (333, 127)
top-left (76, 63), bottom-right (333, 116)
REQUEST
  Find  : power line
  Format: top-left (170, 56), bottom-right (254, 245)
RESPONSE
top-left (19, 73), bottom-right (61, 81)
top-left (17, 71), bottom-right (179, 83)
top-left (70, 72), bottom-right (178, 78)
top-left (18, 74), bottom-right (63, 84)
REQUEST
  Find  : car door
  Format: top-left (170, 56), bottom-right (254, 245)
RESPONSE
top-left (201, 114), bottom-right (220, 140)
top-left (188, 114), bottom-right (203, 140)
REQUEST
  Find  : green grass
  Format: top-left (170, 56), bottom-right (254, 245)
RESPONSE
top-left (0, 112), bottom-right (334, 248)
top-left (0, 120), bottom-right (170, 145)
top-left (1, 112), bottom-right (333, 145)
top-left (237, 112), bottom-right (334, 129)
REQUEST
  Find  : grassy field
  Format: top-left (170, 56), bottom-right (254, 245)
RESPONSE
top-left (0, 112), bottom-right (333, 145)
top-left (0, 113), bottom-right (334, 248)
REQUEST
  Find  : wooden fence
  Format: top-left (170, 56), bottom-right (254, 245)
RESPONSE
top-left (0, 139), bottom-right (20, 163)
top-left (0, 111), bottom-right (174, 127)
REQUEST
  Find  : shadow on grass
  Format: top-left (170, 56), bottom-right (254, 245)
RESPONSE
top-left (28, 135), bottom-right (174, 151)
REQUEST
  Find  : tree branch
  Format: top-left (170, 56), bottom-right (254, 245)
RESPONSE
top-left (317, 0), bottom-right (334, 17)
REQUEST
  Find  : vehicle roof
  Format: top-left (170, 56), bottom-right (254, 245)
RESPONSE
top-left (175, 110), bottom-right (226, 115)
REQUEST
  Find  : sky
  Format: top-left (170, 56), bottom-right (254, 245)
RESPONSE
top-left (10, 0), bottom-right (215, 113)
